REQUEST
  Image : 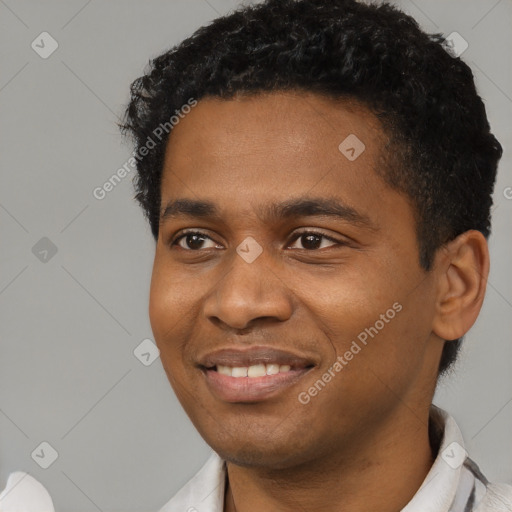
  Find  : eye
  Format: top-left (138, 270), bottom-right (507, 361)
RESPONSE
top-left (171, 230), bottom-right (221, 251)
top-left (170, 229), bottom-right (344, 252)
top-left (288, 230), bottom-right (342, 250)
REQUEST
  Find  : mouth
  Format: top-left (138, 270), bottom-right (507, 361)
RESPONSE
top-left (210, 362), bottom-right (307, 377)
top-left (198, 347), bottom-right (316, 403)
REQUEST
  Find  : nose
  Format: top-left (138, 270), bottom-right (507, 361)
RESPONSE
top-left (202, 246), bottom-right (294, 331)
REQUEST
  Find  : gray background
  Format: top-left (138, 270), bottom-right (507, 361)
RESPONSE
top-left (0, 0), bottom-right (510, 511)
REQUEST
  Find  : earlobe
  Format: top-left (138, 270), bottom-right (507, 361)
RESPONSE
top-left (432, 230), bottom-right (490, 341)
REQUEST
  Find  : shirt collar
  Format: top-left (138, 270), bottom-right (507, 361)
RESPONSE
top-left (401, 405), bottom-right (469, 512)
top-left (159, 405), bottom-right (475, 512)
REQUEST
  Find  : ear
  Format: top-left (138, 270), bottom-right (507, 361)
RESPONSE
top-left (432, 230), bottom-right (490, 341)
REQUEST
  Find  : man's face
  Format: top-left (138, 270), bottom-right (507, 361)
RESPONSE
top-left (150, 92), bottom-right (444, 468)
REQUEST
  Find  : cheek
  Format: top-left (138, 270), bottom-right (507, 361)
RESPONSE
top-left (338, 276), bottom-right (437, 390)
top-left (148, 258), bottom-right (196, 365)
top-left (149, 265), bottom-right (198, 400)
top-left (149, 269), bottom-right (174, 342)
top-left (303, 259), bottom-right (432, 374)
top-left (296, 265), bottom-right (394, 345)
top-left (149, 251), bottom-right (195, 329)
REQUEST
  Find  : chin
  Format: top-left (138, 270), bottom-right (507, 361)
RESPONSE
top-left (201, 426), bottom-right (320, 470)
top-left (216, 445), bottom-right (309, 470)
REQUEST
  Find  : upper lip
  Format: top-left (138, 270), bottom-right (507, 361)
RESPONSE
top-left (198, 346), bottom-right (317, 369)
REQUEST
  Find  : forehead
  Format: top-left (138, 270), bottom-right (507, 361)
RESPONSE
top-left (163, 91), bottom-right (385, 169)
top-left (160, 91), bottom-right (395, 223)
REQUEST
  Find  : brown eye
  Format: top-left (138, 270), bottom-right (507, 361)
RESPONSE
top-left (172, 231), bottom-right (220, 250)
top-left (288, 231), bottom-right (341, 250)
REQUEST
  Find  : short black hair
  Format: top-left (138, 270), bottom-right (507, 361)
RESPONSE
top-left (120, 0), bottom-right (502, 375)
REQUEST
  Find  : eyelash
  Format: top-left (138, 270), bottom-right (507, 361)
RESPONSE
top-left (170, 229), bottom-right (344, 251)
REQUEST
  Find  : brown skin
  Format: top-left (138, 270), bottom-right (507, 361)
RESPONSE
top-left (149, 91), bottom-right (489, 512)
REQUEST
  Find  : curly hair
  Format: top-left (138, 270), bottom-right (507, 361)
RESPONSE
top-left (120, 0), bottom-right (502, 375)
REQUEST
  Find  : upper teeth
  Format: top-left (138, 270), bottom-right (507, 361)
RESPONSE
top-left (217, 364), bottom-right (292, 377)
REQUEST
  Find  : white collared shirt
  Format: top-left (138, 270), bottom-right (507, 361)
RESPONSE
top-left (1, 407), bottom-right (511, 511)
top-left (0, 472), bottom-right (55, 512)
top-left (158, 406), bottom-right (512, 512)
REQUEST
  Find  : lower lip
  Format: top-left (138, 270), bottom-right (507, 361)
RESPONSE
top-left (202, 367), bottom-right (312, 403)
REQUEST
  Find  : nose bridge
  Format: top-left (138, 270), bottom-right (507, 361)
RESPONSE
top-left (203, 244), bottom-right (293, 330)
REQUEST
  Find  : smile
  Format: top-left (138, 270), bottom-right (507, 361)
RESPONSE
top-left (216, 363), bottom-right (292, 377)
top-left (201, 363), bottom-right (314, 403)
top-left (197, 345), bottom-right (317, 402)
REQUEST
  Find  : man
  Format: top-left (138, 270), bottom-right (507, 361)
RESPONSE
top-left (1, 1), bottom-right (508, 511)
top-left (118, 0), bottom-right (511, 510)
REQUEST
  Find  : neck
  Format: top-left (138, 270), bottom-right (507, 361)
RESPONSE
top-left (224, 406), bottom-right (435, 512)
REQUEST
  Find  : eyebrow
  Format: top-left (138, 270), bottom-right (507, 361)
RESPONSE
top-left (160, 197), bottom-right (377, 230)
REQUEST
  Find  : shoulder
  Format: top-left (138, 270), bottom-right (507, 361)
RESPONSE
top-left (477, 482), bottom-right (512, 512)
top-left (0, 471), bottom-right (55, 512)
top-left (465, 457), bottom-right (512, 511)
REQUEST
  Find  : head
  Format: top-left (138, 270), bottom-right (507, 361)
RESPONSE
top-left (121, 0), bottom-right (501, 467)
